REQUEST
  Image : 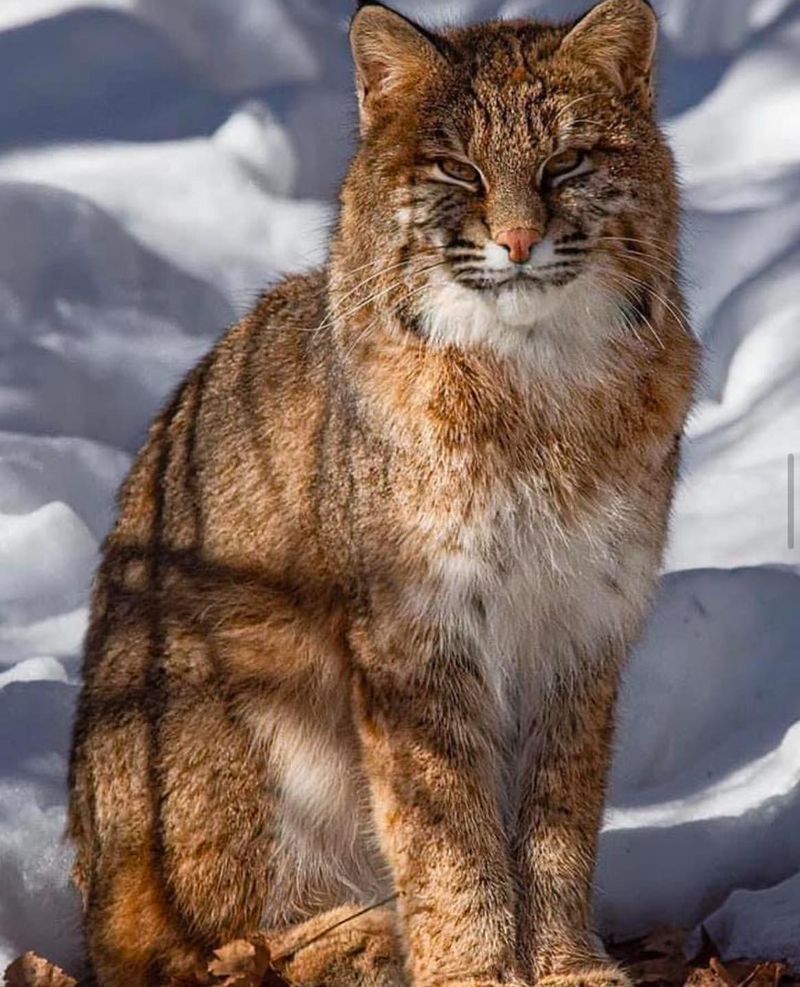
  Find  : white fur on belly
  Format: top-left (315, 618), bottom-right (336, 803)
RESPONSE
top-left (248, 702), bottom-right (388, 922)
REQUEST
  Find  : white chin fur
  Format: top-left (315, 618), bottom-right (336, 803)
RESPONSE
top-left (418, 269), bottom-right (627, 375)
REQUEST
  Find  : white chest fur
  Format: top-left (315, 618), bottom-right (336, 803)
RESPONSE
top-left (411, 270), bottom-right (661, 710)
top-left (419, 268), bottom-right (630, 377)
top-left (406, 475), bottom-right (660, 736)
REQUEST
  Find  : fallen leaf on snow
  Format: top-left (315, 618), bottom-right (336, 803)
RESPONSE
top-left (3, 953), bottom-right (77, 987)
top-left (2, 926), bottom-right (795, 987)
top-left (735, 963), bottom-right (787, 987)
top-left (610, 927), bottom-right (795, 987)
top-left (685, 963), bottom-right (728, 987)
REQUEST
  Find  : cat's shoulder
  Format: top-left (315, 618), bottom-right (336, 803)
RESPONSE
top-left (207, 266), bottom-right (331, 385)
top-left (251, 268), bottom-right (329, 332)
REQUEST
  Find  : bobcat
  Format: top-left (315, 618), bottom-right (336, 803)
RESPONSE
top-left (68, 2), bottom-right (699, 985)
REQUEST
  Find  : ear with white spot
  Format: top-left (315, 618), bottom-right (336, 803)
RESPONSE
top-left (350, 2), bottom-right (447, 133)
top-left (560, 0), bottom-right (658, 107)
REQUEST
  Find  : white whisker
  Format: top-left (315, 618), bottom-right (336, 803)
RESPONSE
top-left (316, 261), bottom-right (447, 337)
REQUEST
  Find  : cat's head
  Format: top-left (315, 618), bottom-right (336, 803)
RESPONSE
top-left (338, 0), bottom-right (677, 354)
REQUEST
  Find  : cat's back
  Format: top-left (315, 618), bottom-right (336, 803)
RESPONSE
top-left (105, 268), bottom-right (333, 587)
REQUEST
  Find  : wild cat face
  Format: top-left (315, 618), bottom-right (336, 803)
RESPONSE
top-left (343, 0), bottom-right (678, 349)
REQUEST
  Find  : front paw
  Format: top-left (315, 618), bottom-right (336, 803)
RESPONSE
top-left (440, 978), bottom-right (530, 987)
top-left (537, 965), bottom-right (633, 987)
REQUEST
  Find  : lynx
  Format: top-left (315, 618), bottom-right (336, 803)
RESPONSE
top-left (68, 2), bottom-right (698, 985)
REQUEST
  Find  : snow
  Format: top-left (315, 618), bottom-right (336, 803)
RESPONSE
top-left (0, 0), bottom-right (798, 975)
top-left (697, 871), bottom-right (800, 969)
top-left (599, 566), bottom-right (800, 940)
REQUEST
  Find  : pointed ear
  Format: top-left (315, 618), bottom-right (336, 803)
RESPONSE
top-left (349, 2), bottom-right (447, 133)
top-left (560, 0), bottom-right (658, 106)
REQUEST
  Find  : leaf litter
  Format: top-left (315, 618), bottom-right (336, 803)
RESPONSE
top-left (3, 924), bottom-right (797, 987)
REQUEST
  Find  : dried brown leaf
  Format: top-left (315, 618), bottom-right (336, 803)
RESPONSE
top-left (685, 958), bottom-right (792, 987)
top-left (685, 964), bottom-right (727, 987)
top-left (208, 934), bottom-right (272, 987)
top-left (610, 927), bottom-right (692, 986)
top-left (737, 963), bottom-right (787, 987)
top-left (609, 923), bottom-right (796, 987)
top-left (3, 953), bottom-right (77, 987)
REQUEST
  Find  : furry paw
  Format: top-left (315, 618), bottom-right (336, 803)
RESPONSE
top-left (536, 966), bottom-right (634, 987)
top-left (441, 978), bottom-right (531, 987)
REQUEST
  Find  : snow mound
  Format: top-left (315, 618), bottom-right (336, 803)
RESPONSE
top-left (697, 870), bottom-right (800, 969)
top-left (0, 681), bottom-right (81, 974)
top-left (598, 567), bottom-right (800, 942)
top-left (0, 502), bottom-right (96, 632)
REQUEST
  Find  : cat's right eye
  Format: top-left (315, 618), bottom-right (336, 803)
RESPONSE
top-left (433, 158), bottom-right (481, 188)
top-left (542, 149), bottom-right (591, 186)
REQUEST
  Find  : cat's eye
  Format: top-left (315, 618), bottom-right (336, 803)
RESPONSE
top-left (434, 157), bottom-right (481, 187)
top-left (543, 149), bottom-right (589, 183)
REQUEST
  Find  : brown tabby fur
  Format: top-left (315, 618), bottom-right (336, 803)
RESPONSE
top-left (68, 2), bottom-right (699, 985)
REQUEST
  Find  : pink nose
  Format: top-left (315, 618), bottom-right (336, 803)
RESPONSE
top-left (494, 227), bottom-right (542, 264)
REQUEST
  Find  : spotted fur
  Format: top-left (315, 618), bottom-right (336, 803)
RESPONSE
top-left (68, 3), bottom-right (698, 986)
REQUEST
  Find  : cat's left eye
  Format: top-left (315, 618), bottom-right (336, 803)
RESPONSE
top-left (543, 149), bottom-right (589, 182)
top-left (434, 158), bottom-right (481, 187)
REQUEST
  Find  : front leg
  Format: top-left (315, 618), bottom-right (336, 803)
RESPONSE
top-left (515, 654), bottom-right (630, 987)
top-left (351, 616), bottom-right (523, 987)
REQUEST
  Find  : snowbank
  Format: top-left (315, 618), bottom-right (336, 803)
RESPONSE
top-left (0, 0), bottom-right (798, 975)
top-left (599, 566), bottom-right (800, 940)
top-left (698, 871), bottom-right (800, 970)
